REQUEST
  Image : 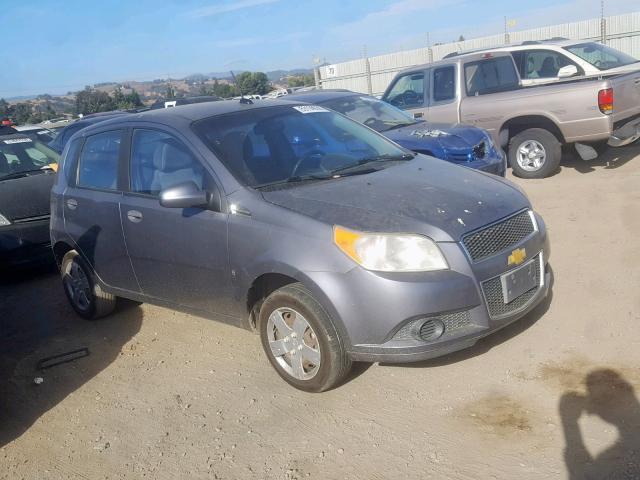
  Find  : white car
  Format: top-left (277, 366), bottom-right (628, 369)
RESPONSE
top-left (445, 39), bottom-right (640, 86)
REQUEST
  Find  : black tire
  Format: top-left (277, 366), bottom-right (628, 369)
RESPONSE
top-left (60, 251), bottom-right (116, 320)
top-left (508, 128), bottom-right (561, 179)
top-left (259, 283), bottom-right (352, 392)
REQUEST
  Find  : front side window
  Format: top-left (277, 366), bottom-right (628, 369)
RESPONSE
top-left (193, 105), bottom-right (411, 188)
top-left (77, 130), bottom-right (122, 190)
top-left (0, 136), bottom-right (60, 179)
top-left (565, 42), bottom-right (638, 70)
top-left (384, 73), bottom-right (425, 108)
top-left (320, 95), bottom-right (418, 133)
top-left (129, 129), bottom-right (205, 195)
top-left (513, 50), bottom-right (580, 79)
top-left (433, 66), bottom-right (456, 102)
top-left (465, 57), bottom-right (519, 96)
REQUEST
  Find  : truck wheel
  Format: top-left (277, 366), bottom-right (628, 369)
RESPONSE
top-left (508, 128), bottom-right (561, 179)
top-left (259, 283), bottom-right (352, 392)
top-left (61, 251), bottom-right (116, 320)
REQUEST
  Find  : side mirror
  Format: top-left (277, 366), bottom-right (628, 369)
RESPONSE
top-left (159, 181), bottom-right (208, 209)
top-left (558, 65), bottom-right (579, 78)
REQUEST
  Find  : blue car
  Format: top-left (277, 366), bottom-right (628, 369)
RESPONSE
top-left (292, 90), bottom-right (506, 176)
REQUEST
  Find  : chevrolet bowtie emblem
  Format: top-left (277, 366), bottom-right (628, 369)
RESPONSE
top-left (508, 248), bottom-right (527, 266)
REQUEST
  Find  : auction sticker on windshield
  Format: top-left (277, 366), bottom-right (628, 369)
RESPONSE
top-left (3, 138), bottom-right (33, 144)
top-left (293, 105), bottom-right (330, 114)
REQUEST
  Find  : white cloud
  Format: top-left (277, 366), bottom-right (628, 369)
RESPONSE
top-left (188, 0), bottom-right (280, 19)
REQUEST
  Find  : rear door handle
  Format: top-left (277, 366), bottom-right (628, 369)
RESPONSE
top-left (66, 199), bottom-right (78, 210)
top-left (127, 210), bottom-right (143, 223)
top-left (413, 112), bottom-right (424, 119)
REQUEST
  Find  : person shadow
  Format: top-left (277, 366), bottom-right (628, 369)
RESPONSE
top-left (560, 369), bottom-right (640, 479)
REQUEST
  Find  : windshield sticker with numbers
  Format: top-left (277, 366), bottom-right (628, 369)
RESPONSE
top-left (3, 138), bottom-right (33, 144)
top-left (293, 105), bottom-right (330, 114)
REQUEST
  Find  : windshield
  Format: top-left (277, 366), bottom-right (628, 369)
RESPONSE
top-left (0, 136), bottom-right (60, 179)
top-left (565, 42), bottom-right (639, 70)
top-left (320, 95), bottom-right (417, 133)
top-left (193, 105), bottom-right (410, 188)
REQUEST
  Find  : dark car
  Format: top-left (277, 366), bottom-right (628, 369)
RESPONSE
top-left (48, 112), bottom-right (129, 154)
top-left (292, 90), bottom-right (506, 176)
top-left (50, 99), bottom-right (550, 392)
top-left (1, 132), bottom-right (60, 268)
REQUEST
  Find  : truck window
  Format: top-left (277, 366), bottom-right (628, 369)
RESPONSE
top-left (433, 66), bottom-right (455, 102)
top-left (384, 73), bottom-right (425, 108)
top-left (512, 50), bottom-right (581, 79)
top-left (465, 57), bottom-right (519, 96)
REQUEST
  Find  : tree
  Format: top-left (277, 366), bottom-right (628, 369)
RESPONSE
top-left (458, 35), bottom-right (465, 42)
top-left (0, 98), bottom-right (10, 118)
top-left (236, 72), bottom-right (272, 96)
top-left (287, 73), bottom-right (315, 88)
top-left (13, 103), bottom-right (33, 125)
top-left (200, 80), bottom-right (239, 99)
top-left (75, 87), bottom-right (116, 115)
top-left (113, 87), bottom-right (143, 110)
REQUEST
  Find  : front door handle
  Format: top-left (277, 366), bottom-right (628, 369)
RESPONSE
top-left (66, 198), bottom-right (78, 210)
top-left (127, 210), bottom-right (143, 223)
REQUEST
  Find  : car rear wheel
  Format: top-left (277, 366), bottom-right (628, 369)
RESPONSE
top-left (508, 128), bottom-right (561, 179)
top-left (259, 283), bottom-right (352, 392)
top-left (61, 251), bottom-right (116, 320)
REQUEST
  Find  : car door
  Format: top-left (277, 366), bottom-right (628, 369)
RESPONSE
top-left (382, 70), bottom-right (429, 119)
top-left (427, 64), bottom-right (459, 124)
top-left (63, 129), bottom-right (140, 292)
top-left (119, 127), bottom-right (235, 318)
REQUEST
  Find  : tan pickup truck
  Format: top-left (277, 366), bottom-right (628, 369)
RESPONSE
top-left (382, 51), bottom-right (640, 178)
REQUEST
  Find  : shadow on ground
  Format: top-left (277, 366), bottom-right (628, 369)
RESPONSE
top-left (560, 368), bottom-right (640, 479)
top-left (561, 144), bottom-right (638, 174)
top-left (0, 264), bottom-right (142, 448)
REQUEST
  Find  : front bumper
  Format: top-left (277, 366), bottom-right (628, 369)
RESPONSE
top-left (0, 217), bottom-right (53, 268)
top-left (305, 213), bottom-right (549, 363)
top-left (458, 148), bottom-right (506, 177)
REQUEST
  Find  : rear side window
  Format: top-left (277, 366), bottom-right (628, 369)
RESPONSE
top-left (465, 57), bottom-right (519, 96)
top-left (384, 73), bottom-right (425, 108)
top-left (433, 66), bottom-right (455, 102)
top-left (512, 50), bottom-right (581, 79)
top-left (129, 129), bottom-right (205, 196)
top-left (77, 130), bottom-right (122, 190)
top-left (62, 137), bottom-right (83, 182)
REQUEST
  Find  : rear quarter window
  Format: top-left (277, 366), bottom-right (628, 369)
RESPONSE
top-left (61, 137), bottom-right (83, 183)
top-left (465, 57), bottom-right (519, 96)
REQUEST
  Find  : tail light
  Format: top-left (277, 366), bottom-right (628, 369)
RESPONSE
top-left (1, 119), bottom-right (12, 126)
top-left (598, 88), bottom-right (614, 115)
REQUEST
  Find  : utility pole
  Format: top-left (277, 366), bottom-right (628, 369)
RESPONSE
top-left (600, 0), bottom-right (607, 44)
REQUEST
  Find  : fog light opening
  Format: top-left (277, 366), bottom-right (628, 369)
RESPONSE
top-left (419, 319), bottom-right (445, 341)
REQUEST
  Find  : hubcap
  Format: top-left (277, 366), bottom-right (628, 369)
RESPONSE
top-left (64, 261), bottom-right (91, 312)
top-left (516, 140), bottom-right (547, 172)
top-left (266, 308), bottom-right (321, 381)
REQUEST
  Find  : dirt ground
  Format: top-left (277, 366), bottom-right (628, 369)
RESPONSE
top-left (1, 147), bottom-right (639, 480)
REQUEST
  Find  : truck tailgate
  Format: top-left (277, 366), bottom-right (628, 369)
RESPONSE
top-left (611, 70), bottom-right (640, 125)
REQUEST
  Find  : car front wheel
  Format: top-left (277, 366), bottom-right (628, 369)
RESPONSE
top-left (259, 283), bottom-right (352, 392)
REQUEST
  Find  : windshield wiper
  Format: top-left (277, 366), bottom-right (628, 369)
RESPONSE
top-left (328, 153), bottom-right (415, 176)
top-left (0, 168), bottom-right (53, 181)
top-left (382, 121), bottom-right (420, 132)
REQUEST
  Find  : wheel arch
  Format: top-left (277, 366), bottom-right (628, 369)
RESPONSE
top-left (500, 115), bottom-right (566, 147)
top-left (53, 241), bottom-right (75, 267)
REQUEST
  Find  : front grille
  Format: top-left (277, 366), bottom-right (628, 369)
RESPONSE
top-left (462, 210), bottom-right (535, 262)
top-left (482, 255), bottom-right (541, 319)
top-left (392, 310), bottom-right (472, 342)
top-left (472, 141), bottom-right (486, 159)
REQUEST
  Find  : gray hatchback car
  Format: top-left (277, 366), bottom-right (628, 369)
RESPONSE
top-left (50, 99), bottom-right (550, 392)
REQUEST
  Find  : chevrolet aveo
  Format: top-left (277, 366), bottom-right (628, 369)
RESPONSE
top-left (50, 99), bottom-right (550, 392)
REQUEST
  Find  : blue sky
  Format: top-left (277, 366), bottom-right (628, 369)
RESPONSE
top-left (0, 0), bottom-right (635, 97)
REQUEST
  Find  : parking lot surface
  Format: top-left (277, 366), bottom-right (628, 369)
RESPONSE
top-left (1, 147), bottom-right (639, 479)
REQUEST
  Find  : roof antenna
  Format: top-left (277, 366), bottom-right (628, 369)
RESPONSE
top-left (230, 71), bottom-right (253, 104)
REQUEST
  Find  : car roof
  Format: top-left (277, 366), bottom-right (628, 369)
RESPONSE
top-left (442, 39), bottom-right (588, 59)
top-left (78, 98), bottom-right (314, 134)
top-left (289, 90), bottom-right (359, 103)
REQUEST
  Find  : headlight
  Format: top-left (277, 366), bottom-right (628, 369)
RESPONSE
top-left (333, 226), bottom-right (448, 272)
top-left (0, 213), bottom-right (10, 226)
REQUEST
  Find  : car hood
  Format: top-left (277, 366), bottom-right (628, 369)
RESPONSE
top-left (0, 171), bottom-right (55, 220)
top-left (384, 122), bottom-right (487, 159)
top-left (261, 155), bottom-right (529, 242)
